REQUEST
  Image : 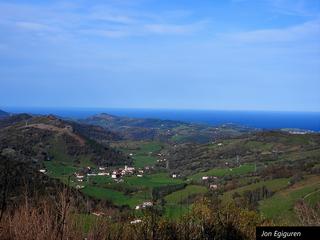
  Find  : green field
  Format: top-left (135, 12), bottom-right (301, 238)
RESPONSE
top-left (259, 175), bottom-right (320, 224)
top-left (125, 173), bottom-right (184, 189)
top-left (163, 185), bottom-right (207, 219)
top-left (190, 163), bottom-right (255, 180)
top-left (122, 142), bottom-right (163, 168)
top-left (78, 173), bottom-right (184, 208)
top-left (45, 161), bottom-right (77, 178)
top-left (165, 185), bottom-right (207, 204)
top-left (81, 186), bottom-right (144, 208)
top-left (222, 178), bottom-right (290, 201)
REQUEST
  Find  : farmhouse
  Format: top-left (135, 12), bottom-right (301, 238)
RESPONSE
top-left (130, 219), bottom-right (142, 224)
top-left (87, 173), bottom-right (97, 176)
top-left (75, 173), bottom-right (84, 179)
top-left (98, 172), bottom-right (109, 176)
top-left (210, 184), bottom-right (218, 190)
top-left (142, 201), bottom-right (153, 208)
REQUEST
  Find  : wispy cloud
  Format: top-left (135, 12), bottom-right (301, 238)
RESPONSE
top-left (144, 21), bottom-right (206, 35)
top-left (15, 21), bottom-right (56, 32)
top-left (219, 19), bottom-right (320, 44)
top-left (267, 0), bottom-right (319, 17)
top-left (0, 2), bottom-right (208, 39)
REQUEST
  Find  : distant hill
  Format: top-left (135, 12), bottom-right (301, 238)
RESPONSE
top-left (166, 130), bottom-right (320, 175)
top-left (82, 113), bottom-right (258, 143)
top-left (0, 114), bottom-right (130, 167)
top-left (0, 109), bottom-right (9, 118)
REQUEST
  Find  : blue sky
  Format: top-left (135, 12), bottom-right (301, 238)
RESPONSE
top-left (0, 0), bottom-right (319, 111)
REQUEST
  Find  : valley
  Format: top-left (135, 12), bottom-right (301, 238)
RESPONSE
top-left (1, 110), bottom-right (319, 230)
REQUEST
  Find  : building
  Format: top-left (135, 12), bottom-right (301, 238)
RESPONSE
top-left (210, 184), bottom-right (218, 190)
top-left (202, 176), bottom-right (209, 180)
top-left (142, 201), bottom-right (153, 208)
top-left (130, 219), bottom-right (142, 224)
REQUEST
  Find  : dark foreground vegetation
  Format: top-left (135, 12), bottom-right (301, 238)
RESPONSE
top-left (1, 184), bottom-right (319, 240)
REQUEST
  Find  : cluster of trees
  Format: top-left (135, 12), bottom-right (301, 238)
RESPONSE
top-left (152, 183), bottom-right (187, 200)
top-left (0, 188), bottom-right (266, 240)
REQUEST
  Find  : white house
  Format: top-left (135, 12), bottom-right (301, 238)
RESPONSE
top-left (111, 174), bottom-right (117, 179)
top-left (142, 201), bottom-right (153, 208)
top-left (210, 184), bottom-right (218, 190)
top-left (99, 167), bottom-right (105, 171)
top-left (39, 169), bottom-right (46, 174)
top-left (87, 173), bottom-right (97, 176)
top-left (98, 172), bottom-right (109, 176)
top-left (137, 174), bottom-right (143, 177)
top-left (172, 174), bottom-right (177, 178)
top-left (76, 174), bottom-right (84, 179)
top-left (130, 219), bottom-right (142, 224)
top-left (202, 176), bottom-right (209, 180)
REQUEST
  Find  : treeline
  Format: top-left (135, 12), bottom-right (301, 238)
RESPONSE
top-left (152, 183), bottom-right (187, 200)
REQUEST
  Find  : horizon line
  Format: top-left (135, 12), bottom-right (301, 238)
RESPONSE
top-left (2, 106), bottom-right (320, 114)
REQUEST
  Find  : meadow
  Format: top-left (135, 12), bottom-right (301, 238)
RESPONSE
top-left (190, 163), bottom-right (255, 181)
top-left (259, 175), bottom-right (320, 223)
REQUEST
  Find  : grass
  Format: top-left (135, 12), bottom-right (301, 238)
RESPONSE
top-left (163, 185), bottom-right (207, 219)
top-left (44, 161), bottom-right (77, 178)
top-left (304, 189), bottom-right (320, 206)
top-left (164, 205), bottom-right (191, 219)
top-left (222, 178), bottom-right (290, 202)
top-left (131, 142), bottom-right (163, 168)
top-left (259, 175), bottom-right (320, 224)
top-left (244, 141), bottom-right (274, 152)
top-left (77, 172), bottom-right (182, 208)
top-left (81, 186), bottom-right (143, 208)
top-left (190, 163), bottom-right (255, 181)
top-left (88, 175), bottom-right (114, 186)
top-left (165, 185), bottom-right (207, 204)
top-left (125, 173), bottom-right (184, 189)
top-left (72, 213), bottom-right (99, 233)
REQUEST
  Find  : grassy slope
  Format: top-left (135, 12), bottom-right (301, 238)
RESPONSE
top-left (165, 185), bottom-right (207, 204)
top-left (81, 186), bottom-right (141, 207)
top-left (259, 175), bottom-right (320, 224)
top-left (118, 141), bottom-right (163, 168)
top-left (222, 178), bottom-right (290, 202)
top-left (81, 173), bottom-right (183, 208)
top-left (190, 163), bottom-right (255, 181)
top-left (164, 185), bottom-right (207, 219)
top-left (125, 173), bottom-right (183, 188)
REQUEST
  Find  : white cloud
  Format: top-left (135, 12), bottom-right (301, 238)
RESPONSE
top-left (220, 19), bottom-right (320, 44)
top-left (15, 21), bottom-right (55, 32)
top-left (144, 23), bottom-right (197, 35)
top-left (267, 0), bottom-right (318, 17)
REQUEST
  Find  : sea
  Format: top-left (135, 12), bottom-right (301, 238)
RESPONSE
top-left (3, 107), bottom-right (320, 132)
